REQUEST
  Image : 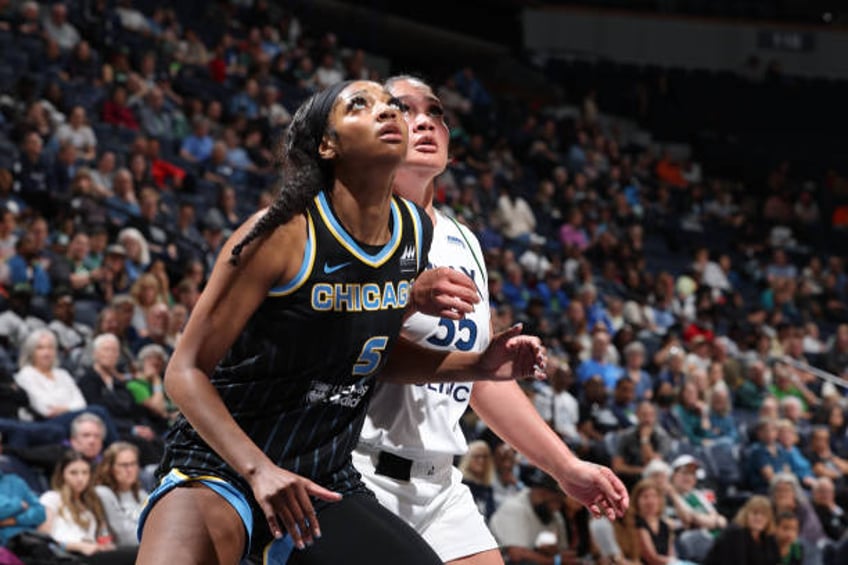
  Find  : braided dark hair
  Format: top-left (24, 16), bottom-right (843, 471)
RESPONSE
top-left (228, 81), bottom-right (354, 265)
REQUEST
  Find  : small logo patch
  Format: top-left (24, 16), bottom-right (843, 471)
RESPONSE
top-left (447, 235), bottom-right (466, 249)
top-left (323, 261), bottom-right (351, 275)
top-left (399, 244), bottom-right (417, 273)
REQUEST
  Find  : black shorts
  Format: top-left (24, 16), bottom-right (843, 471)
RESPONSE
top-left (254, 491), bottom-right (441, 564)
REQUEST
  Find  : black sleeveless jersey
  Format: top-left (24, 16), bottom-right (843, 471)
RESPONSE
top-left (159, 191), bottom-right (432, 495)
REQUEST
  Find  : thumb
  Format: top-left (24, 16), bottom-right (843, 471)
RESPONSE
top-left (306, 480), bottom-right (343, 502)
top-left (496, 323), bottom-right (523, 342)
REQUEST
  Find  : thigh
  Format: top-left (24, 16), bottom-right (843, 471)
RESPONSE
top-left (286, 492), bottom-right (442, 565)
top-left (136, 483), bottom-right (247, 565)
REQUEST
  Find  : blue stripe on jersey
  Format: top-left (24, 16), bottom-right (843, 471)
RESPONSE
top-left (268, 213), bottom-right (317, 296)
top-left (401, 198), bottom-right (423, 272)
top-left (315, 191), bottom-right (402, 267)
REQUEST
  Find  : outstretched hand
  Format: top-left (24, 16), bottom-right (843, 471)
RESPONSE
top-left (249, 464), bottom-right (342, 549)
top-left (410, 267), bottom-right (479, 320)
top-left (478, 323), bottom-right (547, 381)
top-left (557, 459), bottom-right (629, 520)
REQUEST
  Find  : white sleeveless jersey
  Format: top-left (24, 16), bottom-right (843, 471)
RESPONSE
top-left (359, 209), bottom-right (491, 458)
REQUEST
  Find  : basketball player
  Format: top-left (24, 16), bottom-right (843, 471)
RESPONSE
top-left (354, 76), bottom-right (629, 565)
top-left (135, 81), bottom-right (547, 565)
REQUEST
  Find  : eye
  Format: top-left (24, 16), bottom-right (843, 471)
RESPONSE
top-left (388, 97), bottom-right (408, 112)
top-left (428, 104), bottom-right (445, 118)
top-left (347, 96), bottom-right (369, 111)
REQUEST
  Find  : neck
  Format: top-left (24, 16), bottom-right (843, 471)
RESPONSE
top-left (392, 166), bottom-right (437, 223)
top-left (330, 165), bottom-right (396, 245)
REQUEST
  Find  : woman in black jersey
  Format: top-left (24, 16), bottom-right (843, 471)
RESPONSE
top-left (136, 80), bottom-right (547, 565)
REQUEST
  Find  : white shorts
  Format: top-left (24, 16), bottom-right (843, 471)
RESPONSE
top-left (352, 448), bottom-right (498, 562)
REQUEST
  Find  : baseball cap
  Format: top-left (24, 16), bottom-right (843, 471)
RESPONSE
top-left (671, 454), bottom-right (700, 471)
top-left (106, 243), bottom-right (127, 256)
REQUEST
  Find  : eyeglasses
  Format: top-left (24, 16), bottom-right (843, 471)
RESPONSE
top-left (115, 462), bottom-right (139, 469)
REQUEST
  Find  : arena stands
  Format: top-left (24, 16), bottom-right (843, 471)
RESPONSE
top-left (0, 1), bottom-right (846, 563)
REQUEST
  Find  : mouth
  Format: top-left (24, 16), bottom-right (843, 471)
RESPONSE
top-left (412, 135), bottom-right (439, 153)
top-left (378, 123), bottom-right (404, 143)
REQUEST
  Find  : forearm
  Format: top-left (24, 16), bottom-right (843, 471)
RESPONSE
top-left (165, 365), bottom-right (273, 479)
top-left (471, 380), bottom-right (576, 474)
top-left (380, 338), bottom-right (482, 384)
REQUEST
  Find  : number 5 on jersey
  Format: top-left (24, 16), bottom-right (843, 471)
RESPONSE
top-left (353, 336), bottom-right (389, 376)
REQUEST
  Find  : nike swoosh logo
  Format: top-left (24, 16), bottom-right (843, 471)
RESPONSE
top-left (323, 261), bottom-right (351, 274)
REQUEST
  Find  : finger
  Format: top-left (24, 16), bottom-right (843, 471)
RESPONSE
top-left (285, 489), bottom-right (313, 546)
top-left (278, 505), bottom-right (305, 550)
top-left (599, 467), bottom-right (629, 517)
top-left (588, 503), bottom-right (603, 519)
top-left (305, 481), bottom-right (343, 503)
top-left (439, 308), bottom-right (464, 321)
top-left (260, 500), bottom-right (284, 539)
top-left (497, 324), bottom-right (523, 343)
top-left (294, 484), bottom-right (321, 540)
top-left (442, 268), bottom-right (480, 299)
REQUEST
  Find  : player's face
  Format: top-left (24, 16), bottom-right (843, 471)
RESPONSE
top-left (325, 81), bottom-right (407, 166)
top-left (389, 80), bottom-right (449, 175)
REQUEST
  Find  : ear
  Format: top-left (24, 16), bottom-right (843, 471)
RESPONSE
top-left (318, 136), bottom-right (337, 161)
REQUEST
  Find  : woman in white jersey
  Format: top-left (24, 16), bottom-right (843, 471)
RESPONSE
top-left (354, 76), bottom-right (629, 564)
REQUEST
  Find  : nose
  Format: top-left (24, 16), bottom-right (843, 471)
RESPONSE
top-left (376, 102), bottom-right (398, 122)
top-left (412, 112), bottom-right (435, 132)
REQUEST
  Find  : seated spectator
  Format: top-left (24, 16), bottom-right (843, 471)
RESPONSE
top-left (769, 363), bottom-right (818, 417)
top-left (137, 87), bottom-right (179, 140)
top-left (608, 376), bottom-right (638, 431)
top-left (769, 472), bottom-right (825, 547)
top-left (811, 476), bottom-right (848, 542)
top-left (491, 443), bottom-right (522, 510)
top-left (228, 77), bottom-right (260, 119)
top-left (94, 442), bottom-right (146, 547)
top-left (0, 450), bottom-right (46, 545)
top-left (14, 328), bottom-right (87, 421)
top-left (625, 479), bottom-right (679, 565)
top-left (54, 106), bottom-right (97, 162)
top-left (117, 228), bottom-right (150, 284)
top-left (8, 234), bottom-right (51, 299)
top-left (621, 341), bottom-right (653, 401)
top-left (612, 401), bottom-right (671, 490)
top-left (746, 418), bottom-right (791, 494)
top-left (101, 85), bottom-right (139, 131)
top-left (533, 361), bottom-right (581, 448)
top-left (706, 387), bottom-right (739, 445)
top-left (457, 440), bottom-right (495, 522)
top-left (675, 379), bottom-right (712, 446)
top-left (807, 426), bottom-right (848, 494)
top-left (47, 290), bottom-right (93, 365)
top-left (42, 2), bottom-right (79, 52)
top-left (773, 510), bottom-right (804, 565)
top-left (105, 169), bottom-right (141, 229)
top-left (577, 375), bottom-right (627, 464)
top-left (667, 458), bottom-right (725, 562)
top-left (94, 245), bottom-right (133, 304)
top-left (776, 419), bottom-right (815, 489)
top-left (131, 303), bottom-right (171, 357)
top-left (735, 360), bottom-right (771, 413)
top-left (703, 495), bottom-right (778, 565)
top-left (489, 468), bottom-right (571, 564)
top-left (126, 344), bottom-right (171, 423)
top-left (77, 334), bottom-right (163, 465)
top-left (178, 116), bottom-right (214, 164)
top-left (145, 138), bottom-right (186, 190)
top-left (38, 450), bottom-right (136, 563)
top-left (654, 380), bottom-right (686, 440)
top-left (576, 328), bottom-right (623, 390)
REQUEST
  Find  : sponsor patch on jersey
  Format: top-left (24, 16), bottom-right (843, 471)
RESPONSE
top-left (305, 380), bottom-right (370, 408)
top-left (446, 235), bottom-right (466, 249)
top-left (399, 244), bottom-right (417, 273)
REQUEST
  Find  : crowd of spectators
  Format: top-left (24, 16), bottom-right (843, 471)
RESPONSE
top-left (0, 1), bottom-right (847, 564)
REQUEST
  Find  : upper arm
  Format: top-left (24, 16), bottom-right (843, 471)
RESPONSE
top-left (168, 212), bottom-right (305, 378)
